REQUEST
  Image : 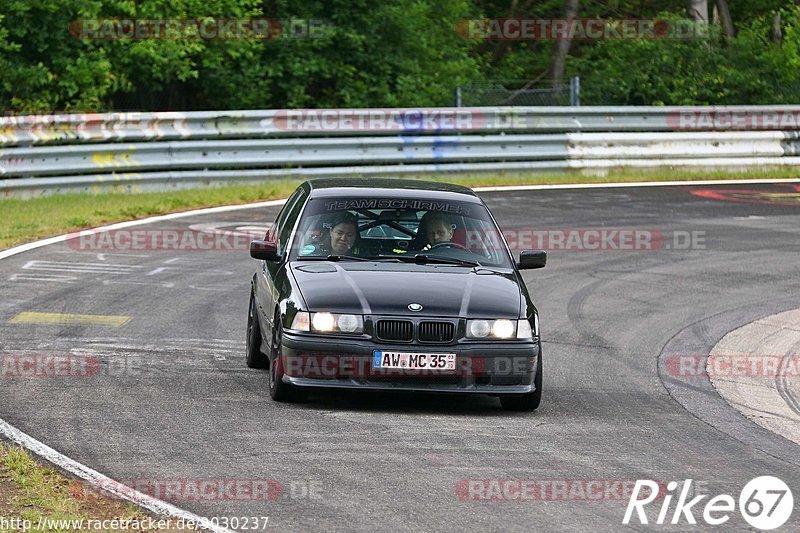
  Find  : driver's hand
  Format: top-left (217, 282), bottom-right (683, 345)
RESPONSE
top-left (421, 244), bottom-right (432, 251)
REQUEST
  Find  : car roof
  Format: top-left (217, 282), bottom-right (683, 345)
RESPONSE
top-left (303, 178), bottom-right (481, 202)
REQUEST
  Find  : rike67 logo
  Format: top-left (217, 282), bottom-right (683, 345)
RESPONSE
top-left (624, 476), bottom-right (793, 530)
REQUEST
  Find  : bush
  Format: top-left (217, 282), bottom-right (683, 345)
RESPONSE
top-left (571, 8), bottom-right (800, 105)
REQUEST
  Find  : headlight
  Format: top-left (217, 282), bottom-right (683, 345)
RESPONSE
top-left (492, 319), bottom-right (515, 338)
top-left (466, 318), bottom-right (536, 339)
top-left (466, 319), bottom-right (517, 339)
top-left (294, 312), bottom-right (363, 334)
top-left (312, 312), bottom-right (336, 331)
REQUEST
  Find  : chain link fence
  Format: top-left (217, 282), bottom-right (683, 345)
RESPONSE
top-left (456, 78), bottom-right (580, 107)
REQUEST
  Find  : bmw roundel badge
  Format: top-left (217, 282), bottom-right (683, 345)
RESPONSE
top-left (408, 303), bottom-right (423, 311)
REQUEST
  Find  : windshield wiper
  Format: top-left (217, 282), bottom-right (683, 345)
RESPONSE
top-left (296, 255), bottom-right (371, 262)
top-left (415, 254), bottom-right (480, 266)
top-left (364, 254), bottom-right (478, 267)
top-left (361, 255), bottom-right (405, 262)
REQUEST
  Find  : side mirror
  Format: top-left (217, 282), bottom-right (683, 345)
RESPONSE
top-left (517, 250), bottom-right (547, 270)
top-left (250, 240), bottom-right (282, 262)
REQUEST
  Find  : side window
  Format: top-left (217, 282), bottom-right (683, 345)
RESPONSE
top-left (269, 189), bottom-right (301, 241)
top-left (270, 189), bottom-right (304, 243)
top-left (277, 189), bottom-right (307, 254)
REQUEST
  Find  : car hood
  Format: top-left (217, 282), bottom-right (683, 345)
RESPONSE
top-left (290, 262), bottom-right (523, 318)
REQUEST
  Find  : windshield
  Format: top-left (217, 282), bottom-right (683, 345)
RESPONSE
top-left (289, 196), bottom-right (513, 268)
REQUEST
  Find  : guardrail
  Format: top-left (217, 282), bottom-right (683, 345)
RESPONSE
top-left (2, 106), bottom-right (800, 197)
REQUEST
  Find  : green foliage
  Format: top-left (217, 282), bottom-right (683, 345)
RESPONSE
top-left (0, 0), bottom-right (116, 112)
top-left (0, 1), bottom-right (799, 110)
top-left (0, 0), bottom-right (482, 111)
top-left (571, 7), bottom-right (800, 105)
top-left (251, 0), bottom-right (483, 108)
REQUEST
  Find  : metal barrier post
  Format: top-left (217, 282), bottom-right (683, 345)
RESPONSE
top-left (570, 77), bottom-right (581, 106)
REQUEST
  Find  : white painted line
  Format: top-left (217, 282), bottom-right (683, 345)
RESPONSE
top-left (0, 198), bottom-right (287, 261)
top-left (188, 285), bottom-right (228, 292)
top-left (472, 177), bottom-right (800, 193)
top-left (164, 257), bottom-right (189, 264)
top-left (9, 273), bottom-right (77, 283)
top-left (23, 260), bottom-right (142, 272)
top-left (96, 253), bottom-right (151, 260)
top-left (146, 266), bottom-right (178, 276)
top-left (103, 280), bottom-right (176, 288)
top-left (0, 419), bottom-right (234, 533)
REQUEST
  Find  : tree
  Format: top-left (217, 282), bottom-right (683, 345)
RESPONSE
top-left (688, 0), bottom-right (708, 24)
top-left (570, 7), bottom-right (800, 105)
top-left (0, 0), bottom-right (118, 112)
top-left (550, 0), bottom-right (579, 88)
top-left (715, 0), bottom-right (736, 38)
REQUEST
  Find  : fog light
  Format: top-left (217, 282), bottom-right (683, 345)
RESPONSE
top-left (337, 314), bottom-right (359, 333)
top-left (468, 320), bottom-right (491, 338)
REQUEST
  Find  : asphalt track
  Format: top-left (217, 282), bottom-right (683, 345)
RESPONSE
top-left (1, 182), bottom-right (799, 531)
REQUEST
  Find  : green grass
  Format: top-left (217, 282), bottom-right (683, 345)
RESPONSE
top-left (1, 168), bottom-right (798, 251)
top-left (3, 444), bottom-right (86, 527)
top-left (0, 443), bottom-right (148, 531)
top-left (0, 180), bottom-right (301, 250)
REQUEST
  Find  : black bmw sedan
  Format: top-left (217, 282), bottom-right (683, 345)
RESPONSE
top-left (247, 178), bottom-right (546, 411)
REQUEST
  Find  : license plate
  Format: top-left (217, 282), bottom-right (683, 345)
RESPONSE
top-left (372, 351), bottom-right (456, 371)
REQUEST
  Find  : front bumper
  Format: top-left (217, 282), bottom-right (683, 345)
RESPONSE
top-left (280, 332), bottom-right (539, 394)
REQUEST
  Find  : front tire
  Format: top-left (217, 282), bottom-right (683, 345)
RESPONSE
top-left (268, 320), bottom-right (308, 403)
top-left (246, 290), bottom-right (269, 369)
top-left (500, 348), bottom-right (542, 412)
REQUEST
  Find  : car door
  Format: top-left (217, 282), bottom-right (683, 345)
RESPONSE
top-left (255, 186), bottom-right (308, 342)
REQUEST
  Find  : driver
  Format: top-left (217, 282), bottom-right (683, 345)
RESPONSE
top-left (418, 212), bottom-right (454, 251)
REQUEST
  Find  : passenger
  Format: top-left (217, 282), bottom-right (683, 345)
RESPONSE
top-left (328, 213), bottom-right (359, 255)
top-left (303, 212), bottom-right (361, 256)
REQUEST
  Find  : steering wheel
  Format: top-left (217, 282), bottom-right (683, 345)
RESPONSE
top-left (428, 241), bottom-right (469, 251)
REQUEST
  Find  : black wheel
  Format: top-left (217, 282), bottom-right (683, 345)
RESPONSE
top-left (268, 320), bottom-right (308, 402)
top-left (500, 348), bottom-right (542, 412)
top-left (246, 290), bottom-right (269, 369)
